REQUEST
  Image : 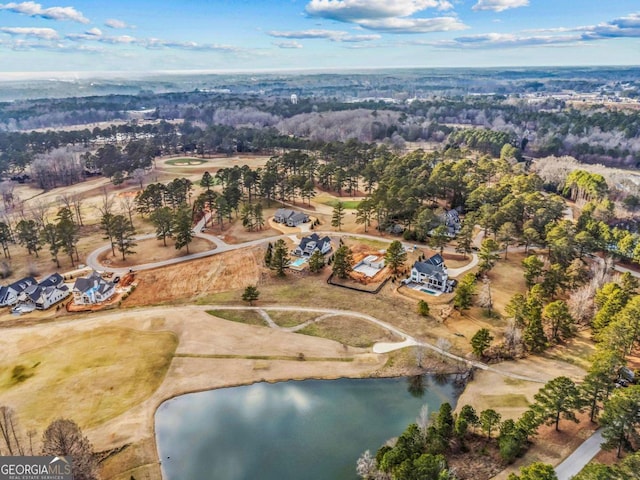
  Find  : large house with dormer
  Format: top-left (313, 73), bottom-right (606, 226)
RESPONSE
top-left (0, 277), bottom-right (37, 307)
top-left (409, 254), bottom-right (450, 292)
top-left (72, 271), bottom-right (116, 305)
top-left (274, 209), bottom-right (309, 227)
top-left (293, 233), bottom-right (332, 257)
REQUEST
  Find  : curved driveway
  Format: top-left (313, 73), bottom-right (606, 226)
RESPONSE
top-left (86, 214), bottom-right (481, 277)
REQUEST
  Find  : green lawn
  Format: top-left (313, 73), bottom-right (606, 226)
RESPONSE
top-left (165, 157), bottom-right (208, 166)
top-left (206, 309), bottom-right (266, 326)
top-left (320, 199), bottom-right (361, 209)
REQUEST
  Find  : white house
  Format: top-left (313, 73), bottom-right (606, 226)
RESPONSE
top-left (273, 209), bottom-right (309, 227)
top-left (293, 233), bottom-right (332, 257)
top-left (72, 271), bottom-right (116, 305)
top-left (410, 255), bottom-right (449, 292)
top-left (22, 284), bottom-right (70, 310)
top-left (0, 277), bottom-right (37, 307)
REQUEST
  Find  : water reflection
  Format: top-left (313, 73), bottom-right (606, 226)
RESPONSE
top-left (156, 376), bottom-right (458, 480)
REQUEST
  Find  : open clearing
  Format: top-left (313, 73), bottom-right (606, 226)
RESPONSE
top-left (0, 305), bottom-right (386, 480)
top-left (98, 236), bottom-right (214, 268)
top-left (298, 315), bottom-right (402, 348)
top-left (0, 326), bottom-right (177, 430)
top-left (164, 157), bottom-right (208, 166)
top-left (207, 309), bottom-right (266, 326)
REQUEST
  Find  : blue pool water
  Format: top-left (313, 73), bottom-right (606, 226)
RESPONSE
top-left (421, 288), bottom-right (437, 295)
top-left (291, 258), bottom-right (307, 267)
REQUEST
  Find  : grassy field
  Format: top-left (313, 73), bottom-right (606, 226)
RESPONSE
top-left (315, 193), bottom-right (361, 210)
top-left (164, 157), bottom-right (208, 166)
top-left (0, 327), bottom-right (177, 430)
top-left (298, 315), bottom-right (401, 348)
top-left (206, 309), bottom-right (266, 326)
top-left (266, 310), bottom-right (319, 327)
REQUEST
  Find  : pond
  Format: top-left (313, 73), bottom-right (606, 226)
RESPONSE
top-left (155, 375), bottom-right (460, 480)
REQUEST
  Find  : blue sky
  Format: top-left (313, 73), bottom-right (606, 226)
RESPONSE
top-left (0, 0), bottom-right (638, 75)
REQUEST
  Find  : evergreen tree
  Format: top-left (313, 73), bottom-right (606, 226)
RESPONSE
top-left (40, 223), bottom-right (61, 268)
top-left (385, 240), bottom-right (407, 274)
top-left (417, 300), bottom-right (430, 317)
top-left (532, 376), bottom-right (583, 432)
top-left (150, 206), bottom-right (174, 246)
top-left (15, 219), bottom-right (41, 257)
top-left (507, 462), bottom-right (557, 480)
top-left (56, 207), bottom-right (79, 267)
top-left (264, 242), bottom-right (273, 268)
top-left (242, 285), bottom-right (260, 305)
top-left (542, 300), bottom-right (575, 343)
top-left (331, 201), bottom-right (345, 231)
top-left (111, 215), bottom-right (137, 261)
top-left (480, 409), bottom-right (501, 439)
top-left (332, 244), bottom-right (354, 279)
top-left (308, 249), bottom-right (325, 273)
top-left (270, 239), bottom-right (290, 277)
top-left (0, 222), bottom-right (11, 258)
top-left (455, 222), bottom-right (474, 259)
top-left (522, 255), bottom-right (544, 288)
top-left (454, 273), bottom-right (476, 311)
top-left (581, 349), bottom-right (625, 422)
top-left (600, 385), bottom-right (640, 458)
top-left (471, 328), bottom-right (493, 357)
top-left (478, 238), bottom-right (500, 274)
top-left (429, 225), bottom-right (449, 255)
top-left (173, 204), bottom-right (194, 253)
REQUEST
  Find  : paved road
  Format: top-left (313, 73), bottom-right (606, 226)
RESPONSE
top-left (85, 217), bottom-right (483, 278)
top-left (555, 429), bottom-right (603, 480)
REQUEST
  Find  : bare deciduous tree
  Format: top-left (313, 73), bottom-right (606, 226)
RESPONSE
top-left (41, 419), bottom-right (97, 480)
top-left (0, 406), bottom-right (24, 455)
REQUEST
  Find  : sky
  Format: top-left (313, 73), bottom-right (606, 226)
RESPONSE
top-left (0, 0), bottom-right (639, 76)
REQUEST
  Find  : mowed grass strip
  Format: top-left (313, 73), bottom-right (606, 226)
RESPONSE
top-left (478, 394), bottom-right (531, 409)
top-left (207, 309), bottom-right (266, 326)
top-left (266, 310), bottom-right (319, 327)
top-left (165, 157), bottom-right (208, 166)
top-left (298, 315), bottom-right (401, 348)
top-left (0, 327), bottom-right (177, 429)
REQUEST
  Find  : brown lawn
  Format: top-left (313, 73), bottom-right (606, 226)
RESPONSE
top-left (97, 236), bottom-right (214, 268)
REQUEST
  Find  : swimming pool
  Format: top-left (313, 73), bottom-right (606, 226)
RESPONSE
top-left (291, 258), bottom-right (308, 267)
top-left (421, 288), bottom-right (438, 295)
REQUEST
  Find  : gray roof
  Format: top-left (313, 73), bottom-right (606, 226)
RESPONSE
top-left (275, 208), bottom-right (295, 219)
top-left (289, 212), bottom-right (308, 223)
top-left (412, 261), bottom-right (446, 281)
top-left (425, 254), bottom-right (444, 267)
top-left (38, 273), bottom-right (64, 288)
top-left (73, 272), bottom-right (114, 295)
top-left (8, 277), bottom-right (37, 293)
top-left (298, 233), bottom-right (330, 251)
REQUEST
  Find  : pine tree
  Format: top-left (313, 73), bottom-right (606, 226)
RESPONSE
top-left (471, 328), bottom-right (493, 357)
top-left (270, 239), bottom-right (290, 277)
top-left (308, 249), bottom-right (325, 273)
top-left (385, 240), bottom-right (407, 274)
top-left (332, 244), bottom-right (353, 279)
top-left (454, 273), bottom-right (476, 311)
top-left (331, 201), bottom-right (345, 231)
top-left (532, 376), bottom-right (583, 432)
top-left (111, 214), bottom-right (137, 261)
top-left (242, 285), bottom-right (260, 305)
top-left (264, 242), bottom-right (273, 268)
top-left (173, 204), bottom-right (194, 253)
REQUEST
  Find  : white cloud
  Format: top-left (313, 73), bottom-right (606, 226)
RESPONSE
top-left (306, 0), bottom-right (450, 21)
top-left (268, 29), bottom-right (381, 42)
top-left (472, 0), bottom-right (529, 12)
top-left (0, 1), bottom-right (89, 23)
top-left (274, 40), bottom-right (303, 49)
top-left (358, 16), bottom-right (467, 33)
top-left (85, 27), bottom-right (101, 36)
top-left (436, 12), bottom-right (640, 48)
top-left (304, 0), bottom-right (462, 34)
top-left (104, 18), bottom-right (132, 29)
top-left (0, 26), bottom-right (58, 39)
top-left (268, 29), bottom-right (342, 39)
